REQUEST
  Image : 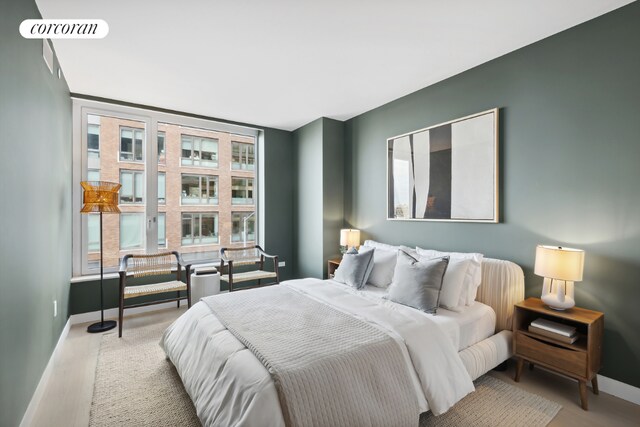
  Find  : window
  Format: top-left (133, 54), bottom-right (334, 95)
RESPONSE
top-left (87, 169), bottom-right (100, 181)
top-left (181, 174), bottom-right (218, 205)
top-left (120, 170), bottom-right (144, 204)
top-left (232, 177), bottom-right (254, 205)
top-left (74, 100), bottom-right (260, 276)
top-left (158, 213), bottom-right (166, 247)
top-left (231, 142), bottom-right (255, 170)
top-left (88, 215), bottom-right (100, 252)
top-left (181, 135), bottom-right (218, 167)
top-left (120, 127), bottom-right (144, 161)
top-left (231, 212), bottom-right (255, 243)
top-left (181, 213), bottom-right (219, 245)
top-left (158, 172), bottom-right (166, 204)
top-left (120, 213), bottom-right (144, 250)
top-left (158, 131), bottom-right (166, 164)
top-left (88, 124), bottom-right (100, 159)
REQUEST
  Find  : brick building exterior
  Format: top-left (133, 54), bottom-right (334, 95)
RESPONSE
top-left (86, 115), bottom-right (255, 269)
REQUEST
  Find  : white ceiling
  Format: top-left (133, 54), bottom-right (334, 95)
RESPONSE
top-left (37, 0), bottom-right (633, 131)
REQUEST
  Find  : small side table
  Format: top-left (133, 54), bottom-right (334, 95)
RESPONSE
top-left (327, 258), bottom-right (341, 279)
top-left (513, 297), bottom-right (604, 410)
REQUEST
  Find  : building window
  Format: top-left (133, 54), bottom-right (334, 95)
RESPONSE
top-left (181, 174), bottom-right (218, 205)
top-left (120, 213), bottom-right (144, 250)
top-left (88, 124), bottom-right (100, 159)
top-left (158, 213), bottom-right (166, 247)
top-left (181, 135), bottom-right (218, 167)
top-left (88, 214), bottom-right (100, 252)
top-left (231, 177), bottom-right (254, 205)
top-left (231, 142), bottom-right (255, 170)
top-left (181, 213), bottom-right (219, 245)
top-left (120, 170), bottom-right (144, 204)
top-left (158, 131), bottom-right (166, 164)
top-left (120, 127), bottom-right (144, 161)
top-left (231, 212), bottom-right (255, 243)
top-left (158, 172), bottom-right (166, 205)
top-left (87, 169), bottom-right (100, 182)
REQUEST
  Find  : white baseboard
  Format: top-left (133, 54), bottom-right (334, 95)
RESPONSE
top-left (19, 318), bottom-right (71, 427)
top-left (597, 374), bottom-right (640, 406)
top-left (69, 299), bottom-right (188, 325)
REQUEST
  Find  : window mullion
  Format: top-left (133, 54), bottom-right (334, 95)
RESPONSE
top-left (145, 118), bottom-right (158, 250)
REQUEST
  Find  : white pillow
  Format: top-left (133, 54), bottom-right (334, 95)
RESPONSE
top-left (416, 247), bottom-right (484, 306)
top-left (433, 258), bottom-right (471, 312)
top-left (363, 240), bottom-right (399, 252)
top-left (366, 248), bottom-right (397, 288)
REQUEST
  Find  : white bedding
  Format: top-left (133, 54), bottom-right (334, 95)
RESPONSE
top-left (334, 280), bottom-right (496, 351)
top-left (162, 279), bottom-right (475, 426)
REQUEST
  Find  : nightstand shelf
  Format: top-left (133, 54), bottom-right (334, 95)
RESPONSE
top-left (513, 297), bottom-right (603, 410)
top-left (327, 258), bottom-right (341, 279)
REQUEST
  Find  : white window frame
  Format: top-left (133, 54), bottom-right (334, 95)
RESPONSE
top-left (119, 126), bottom-right (144, 162)
top-left (72, 98), bottom-right (262, 277)
top-left (231, 141), bottom-right (255, 170)
top-left (119, 169), bottom-right (145, 204)
top-left (181, 212), bottom-right (220, 246)
top-left (180, 135), bottom-right (219, 168)
top-left (231, 177), bottom-right (254, 205)
top-left (231, 211), bottom-right (256, 243)
top-left (181, 174), bottom-right (218, 205)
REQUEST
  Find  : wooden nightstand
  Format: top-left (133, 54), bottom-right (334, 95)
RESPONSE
top-left (513, 297), bottom-right (604, 410)
top-left (327, 258), bottom-right (341, 279)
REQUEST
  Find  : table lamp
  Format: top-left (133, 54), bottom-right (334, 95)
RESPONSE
top-left (340, 229), bottom-right (360, 253)
top-left (534, 245), bottom-right (585, 310)
top-left (81, 181), bottom-right (121, 333)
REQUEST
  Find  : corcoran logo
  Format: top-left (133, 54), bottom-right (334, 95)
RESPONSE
top-left (20, 19), bottom-right (109, 39)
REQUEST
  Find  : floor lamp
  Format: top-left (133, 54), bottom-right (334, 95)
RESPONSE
top-left (81, 181), bottom-right (121, 333)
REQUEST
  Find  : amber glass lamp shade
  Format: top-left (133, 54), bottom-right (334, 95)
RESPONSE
top-left (81, 181), bottom-right (121, 213)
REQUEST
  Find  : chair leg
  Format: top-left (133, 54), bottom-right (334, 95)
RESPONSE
top-left (118, 302), bottom-right (124, 338)
top-left (176, 291), bottom-right (180, 308)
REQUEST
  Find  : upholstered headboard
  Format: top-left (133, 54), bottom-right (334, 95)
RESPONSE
top-left (476, 258), bottom-right (525, 332)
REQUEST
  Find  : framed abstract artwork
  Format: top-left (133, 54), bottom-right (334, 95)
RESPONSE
top-left (387, 108), bottom-right (499, 222)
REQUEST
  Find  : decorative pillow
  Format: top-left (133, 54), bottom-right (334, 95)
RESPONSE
top-left (366, 248), bottom-right (397, 288)
top-left (386, 250), bottom-right (449, 314)
top-left (416, 247), bottom-right (483, 306)
top-left (333, 247), bottom-right (375, 290)
top-left (432, 258), bottom-right (471, 312)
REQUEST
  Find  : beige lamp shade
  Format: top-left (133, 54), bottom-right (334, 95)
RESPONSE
top-left (534, 245), bottom-right (585, 282)
top-left (340, 229), bottom-right (361, 248)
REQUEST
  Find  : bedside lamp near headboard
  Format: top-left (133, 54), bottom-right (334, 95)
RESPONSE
top-left (534, 245), bottom-right (585, 310)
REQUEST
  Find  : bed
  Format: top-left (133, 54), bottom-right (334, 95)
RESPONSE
top-left (161, 257), bottom-right (524, 426)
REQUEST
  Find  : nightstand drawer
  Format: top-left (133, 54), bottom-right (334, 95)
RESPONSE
top-left (516, 332), bottom-right (587, 378)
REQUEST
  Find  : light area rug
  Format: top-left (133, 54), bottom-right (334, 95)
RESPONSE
top-left (90, 321), bottom-right (561, 427)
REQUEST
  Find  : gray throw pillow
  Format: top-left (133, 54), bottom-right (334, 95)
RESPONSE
top-left (333, 247), bottom-right (375, 289)
top-left (386, 250), bottom-right (449, 314)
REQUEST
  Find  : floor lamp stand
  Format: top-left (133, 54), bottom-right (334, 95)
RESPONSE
top-left (87, 212), bottom-right (117, 333)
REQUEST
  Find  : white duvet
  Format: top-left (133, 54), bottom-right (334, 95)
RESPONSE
top-left (161, 278), bottom-right (475, 426)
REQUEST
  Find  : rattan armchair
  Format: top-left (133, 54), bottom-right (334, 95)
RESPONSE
top-left (118, 251), bottom-right (192, 337)
top-left (219, 245), bottom-right (279, 292)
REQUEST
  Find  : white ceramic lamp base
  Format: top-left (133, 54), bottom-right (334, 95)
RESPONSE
top-left (541, 278), bottom-right (575, 310)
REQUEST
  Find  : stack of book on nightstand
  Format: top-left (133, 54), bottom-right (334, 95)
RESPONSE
top-left (529, 318), bottom-right (578, 344)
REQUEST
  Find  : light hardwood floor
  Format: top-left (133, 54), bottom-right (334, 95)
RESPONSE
top-left (29, 307), bottom-right (640, 427)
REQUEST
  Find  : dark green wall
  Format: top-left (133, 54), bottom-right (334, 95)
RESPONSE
top-left (293, 119), bottom-right (325, 278)
top-left (293, 118), bottom-right (344, 278)
top-left (345, 2), bottom-right (640, 387)
top-left (0, 1), bottom-right (72, 426)
top-left (68, 106), bottom-right (295, 314)
top-left (322, 118), bottom-right (345, 273)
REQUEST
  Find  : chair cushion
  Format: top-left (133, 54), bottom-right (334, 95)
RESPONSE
top-left (124, 280), bottom-right (187, 299)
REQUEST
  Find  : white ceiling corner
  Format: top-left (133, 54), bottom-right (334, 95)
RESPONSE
top-left (36, 0), bottom-right (634, 131)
